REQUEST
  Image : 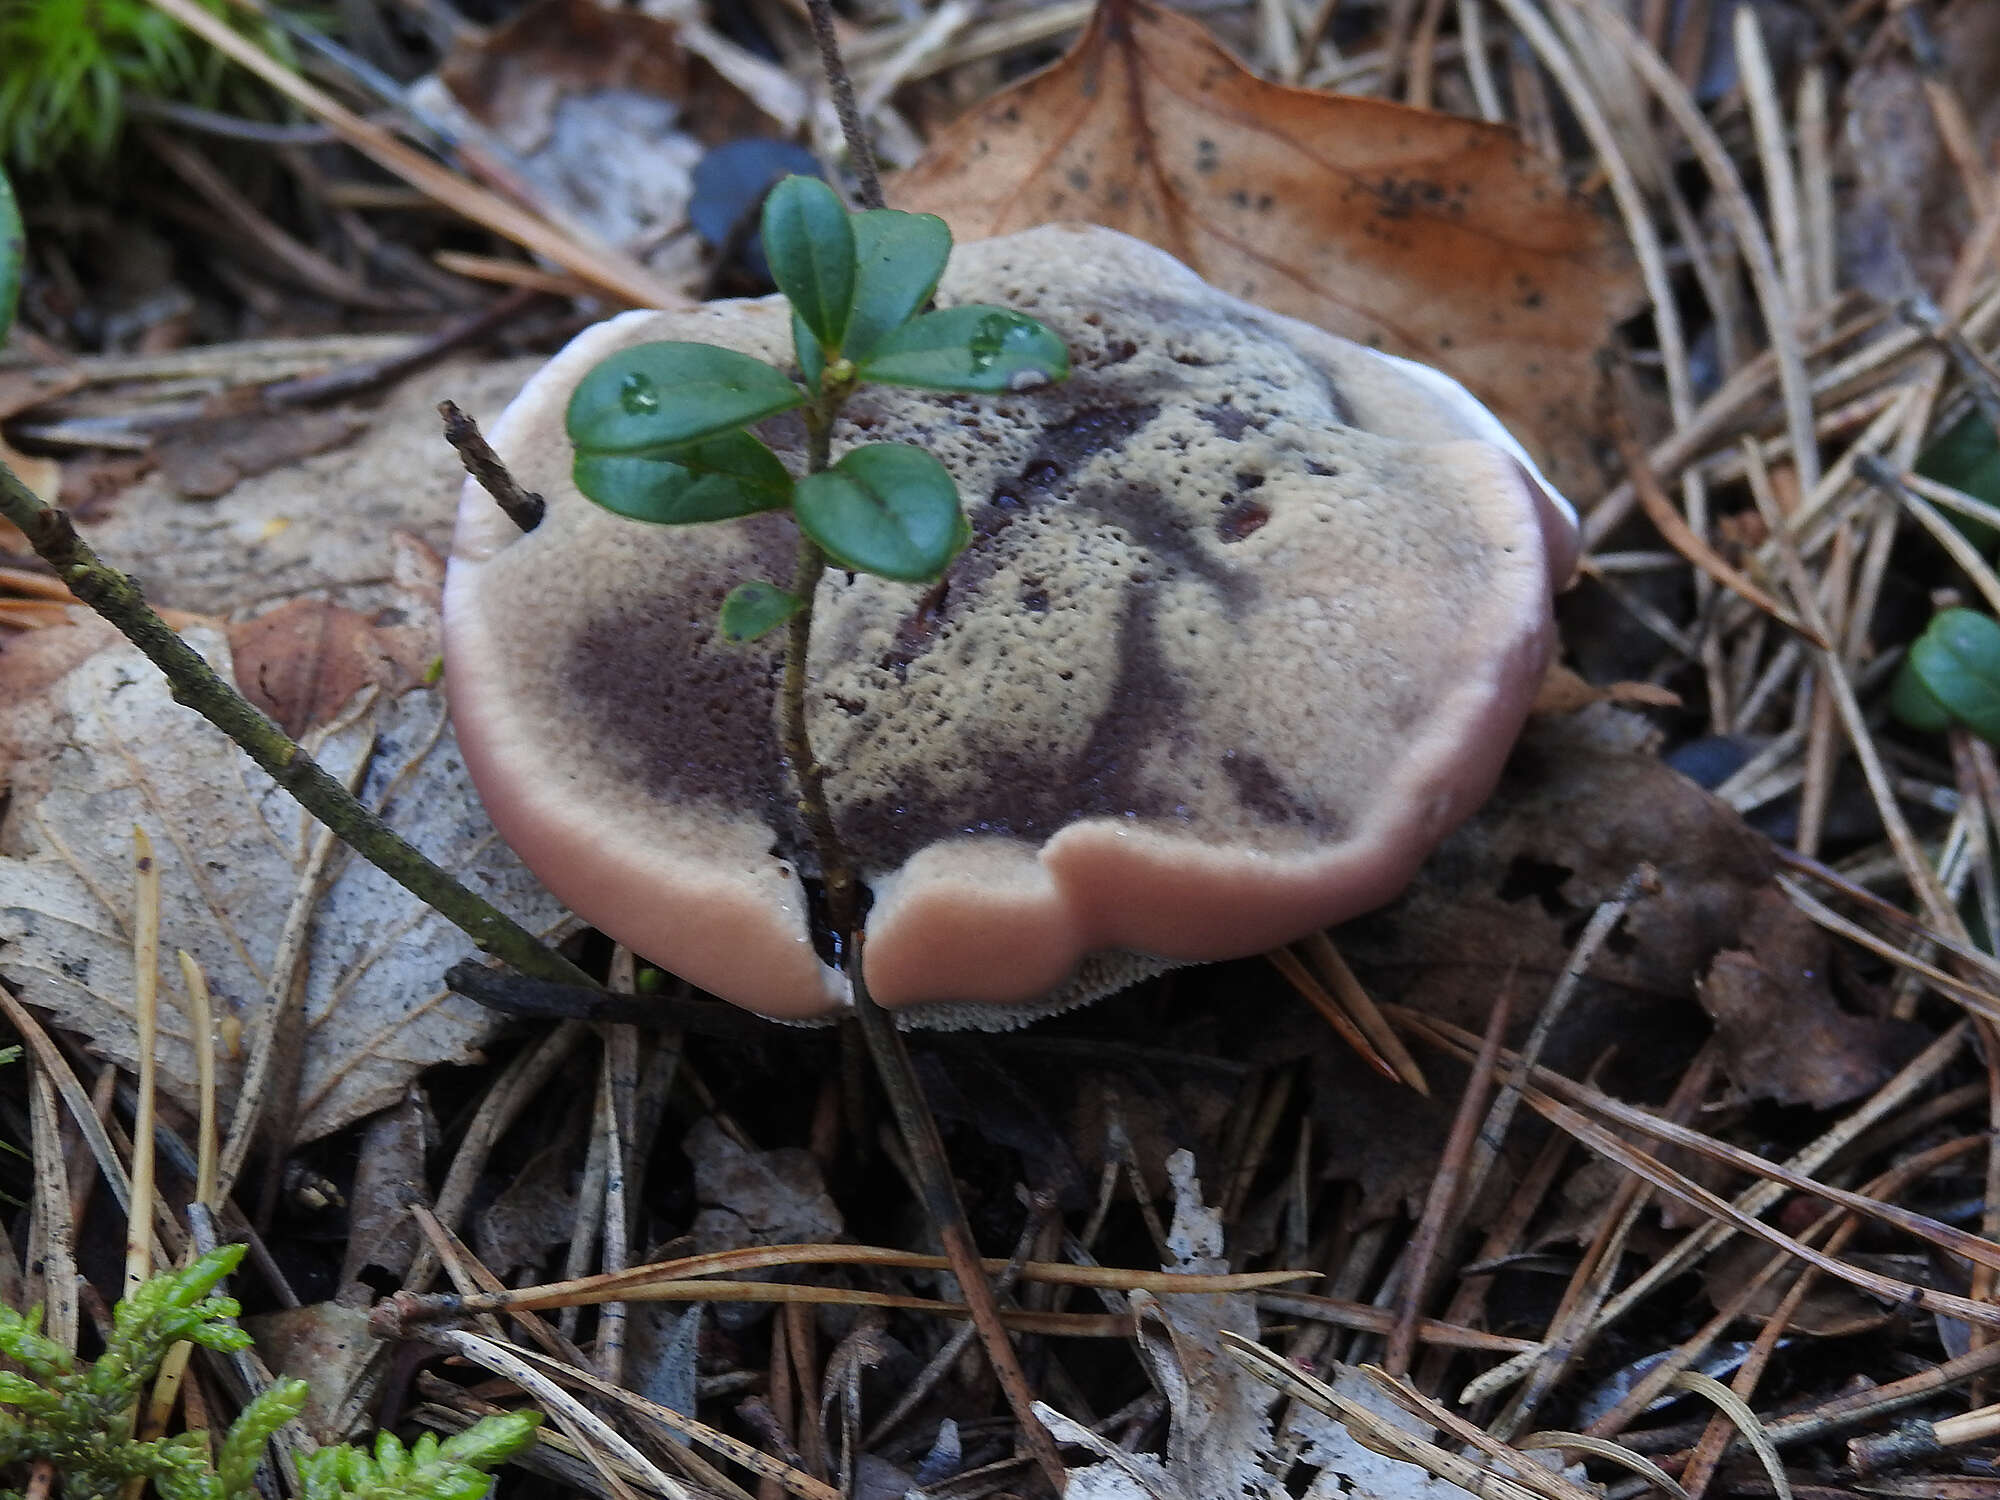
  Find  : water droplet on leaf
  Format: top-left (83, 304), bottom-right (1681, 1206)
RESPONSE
top-left (620, 372), bottom-right (660, 414)
top-left (968, 311), bottom-right (1028, 372)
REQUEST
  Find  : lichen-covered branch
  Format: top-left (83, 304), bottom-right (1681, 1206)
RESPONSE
top-left (0, 456), bottom-right (594, 990)
top-left (440, 400), bottom-right (544, 533)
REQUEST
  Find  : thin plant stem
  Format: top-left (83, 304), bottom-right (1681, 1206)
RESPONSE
top-left (781, 393), bottom-right (1067, 1491)
top-left (0, 456), bottom-right (595, 992)
top-left (804, 0), bottom-right (886, 211)
top-left (782, 409), bottom-right (858, 929)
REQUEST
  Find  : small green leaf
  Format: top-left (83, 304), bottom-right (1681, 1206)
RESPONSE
top-left (858, 304), bottom-right (1069, 393)
top-left (1891, 654), bottom-right (1954, 734)
top-left (763, 175), bottom-right (857, 354)
top-left (566, 342), bottom-right (803, 456)
top-left (720, 580), bottom-right (805, 643)
top-left (793, 311), bottom-right (825, 395)
top-left (0, 167), bottom-right (21, 344)
top-left (574, 432), bottom-right (792, 526)
top-left (795, 444), bottom-right (964, 582)
top-left (218, 1380), bottom-right (309, 1498)
top-left (1901, 608), bottom-right (2000, 744)
top-left (651, 429), bottom-right (794, 490)
top-left (843, 209), bottom-right (951, 362)
top-left (1917, 409), bottom-right (2000, 552)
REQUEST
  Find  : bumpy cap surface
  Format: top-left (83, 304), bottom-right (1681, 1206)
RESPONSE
top-left (443, 224), bottom-right (1576, 1019)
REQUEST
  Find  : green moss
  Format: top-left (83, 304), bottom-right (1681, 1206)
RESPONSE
top-left (0, 0), bottom-right (231, 171)
top-left (0, 1246), bottom-right (538, 1500)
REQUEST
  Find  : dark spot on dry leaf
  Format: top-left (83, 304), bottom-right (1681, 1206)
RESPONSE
top-left (156, 405), bottom-right (367, 501)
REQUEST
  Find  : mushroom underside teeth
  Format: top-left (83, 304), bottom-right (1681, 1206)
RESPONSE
top-left (443, 223), bottom-right (1570, 1019)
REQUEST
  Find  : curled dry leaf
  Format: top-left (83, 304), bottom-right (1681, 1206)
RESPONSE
top-left (0, 623), bottom-right (568, 1141)
top-left (1697, 888), bottom-right (1921, 1111)
top-left (227, 540), bottom-right (443, 737)
top-left (891, 0), bottom-right (1638, 497)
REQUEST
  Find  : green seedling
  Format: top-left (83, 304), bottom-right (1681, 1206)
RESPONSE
top-left (0, 1244), bottom-right (538, 1500)
top-left (564, 173), bottom-right (1068, 642)
top-left (1892, 606), bottom-right (2000, 745)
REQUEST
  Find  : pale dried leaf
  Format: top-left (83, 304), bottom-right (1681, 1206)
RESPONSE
top-left (0, 625), bottom-right (568, 1140)
top-left (1281, 1380), bottom-right (1484, 1500)
top-left (1046, 1152), bottom-right (1482, 1500)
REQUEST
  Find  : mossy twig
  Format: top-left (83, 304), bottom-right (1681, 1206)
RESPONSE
top-left (0, 456), bottom-right (594, 991)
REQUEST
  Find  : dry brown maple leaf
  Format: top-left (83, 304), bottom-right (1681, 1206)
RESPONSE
top-left (892, 0), bottom-right (1638, 497)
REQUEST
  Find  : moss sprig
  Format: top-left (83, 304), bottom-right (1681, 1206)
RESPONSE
top-left (0, 1246), bottom-right (537, 1500)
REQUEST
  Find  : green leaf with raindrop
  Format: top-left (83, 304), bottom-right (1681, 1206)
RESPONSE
top-left (794, 443), bottom-right (964, 582)
top-left (856, 305), bottom-right (1069, 394)
top-left (566, 342), bottom-right (804, 456)
top-left (719, 580), bottom-right (804, 643)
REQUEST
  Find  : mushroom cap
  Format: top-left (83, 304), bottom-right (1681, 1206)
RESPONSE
top-left (443, 224), bottom-right (1575, 1020)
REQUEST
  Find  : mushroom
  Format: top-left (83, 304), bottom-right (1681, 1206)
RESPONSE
top-left (443, 224), bottom-right (1576, 1022)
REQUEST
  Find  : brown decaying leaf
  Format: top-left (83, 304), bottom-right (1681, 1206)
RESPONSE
top-left (438, 0), bottom-right (691, 153)
top-left (1837, 0), bottom-right (2000, 301)
top-left (1323, 719), bottom-right (1777, 1219)
top-left (336, 1087), bottom-right (433, 1301)
top-left (1532, 663), bottom-right (1681, 716)
top-left (1697, 888), bottom-right (1921, 1112)
top-left (244, 1302), bottom-right (381, 1442)
top-left (227, 572), bottom-right (440, 736)
top-left (437, 0), bottom-right (780, 151)
top-left (892, 0), bottom-right (1638, 497)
